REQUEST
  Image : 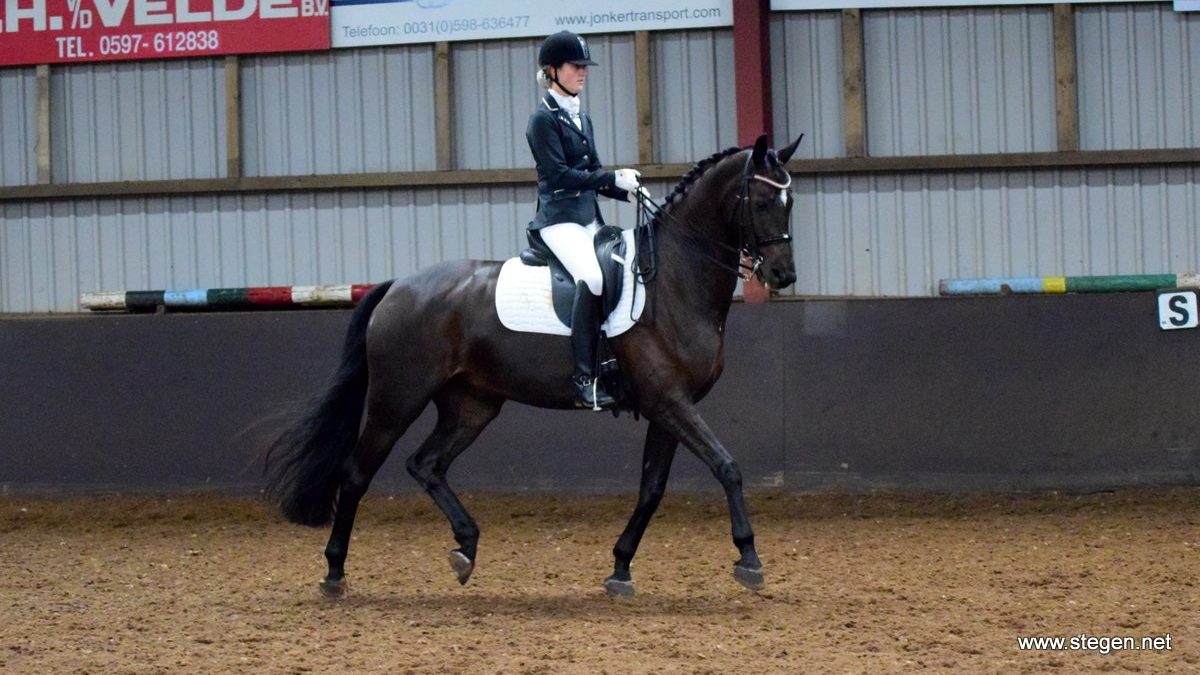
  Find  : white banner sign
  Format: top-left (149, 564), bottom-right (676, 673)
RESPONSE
top-left (332, 0), bottom-right (731, 48)
top-left (772, 0), bottom-right (1159, 8)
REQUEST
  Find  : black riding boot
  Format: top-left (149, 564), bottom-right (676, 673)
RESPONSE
top-left (570, 281), bottom-right (616, 410)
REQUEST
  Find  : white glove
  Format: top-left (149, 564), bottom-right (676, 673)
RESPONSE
top-left (614, 168), bottom-right (641, 193)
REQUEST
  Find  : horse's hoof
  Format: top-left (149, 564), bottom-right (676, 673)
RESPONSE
top-left (448, 550), bottom-right (475, 585)
top-left (603, 576), bottom-right (635, 598)
top-left (319, 577), bottom-right (347, 598)
top-left (733, 564), bottom-right (764, 591)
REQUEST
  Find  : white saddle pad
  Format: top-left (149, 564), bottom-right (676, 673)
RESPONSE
top-left (495, 228), bottom-right (645, 337)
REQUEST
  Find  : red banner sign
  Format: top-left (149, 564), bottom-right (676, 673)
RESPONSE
top-left (0, 0), bottom-right (330, 66)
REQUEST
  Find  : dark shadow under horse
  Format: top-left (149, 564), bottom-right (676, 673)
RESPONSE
top-left (264, 134), bottom-right (802, 598)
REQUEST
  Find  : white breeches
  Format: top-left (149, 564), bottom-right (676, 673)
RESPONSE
top-left (540, 220), bottom-right (603, 296)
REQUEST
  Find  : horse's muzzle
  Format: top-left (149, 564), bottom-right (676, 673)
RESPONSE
top-left (768, 267), bottom-right (797, 290)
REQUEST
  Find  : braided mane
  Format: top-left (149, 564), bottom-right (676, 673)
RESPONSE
top-left (661, 146), bottom-right (745, 208)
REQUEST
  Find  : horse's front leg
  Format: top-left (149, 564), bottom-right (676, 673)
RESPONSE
top-left (649, 400), bottom-right (764, 590)
top-left (604, 421), bottom-right (678, 597)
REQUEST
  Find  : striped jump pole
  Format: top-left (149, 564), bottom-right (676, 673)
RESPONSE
top-left (939, 274), bottom-right (1200, 296)
top-left (81, 284), bottom-right (377, 312)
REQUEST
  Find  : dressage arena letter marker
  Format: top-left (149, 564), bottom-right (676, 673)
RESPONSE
top-left (1157, 291), bottom-right (1198, 330)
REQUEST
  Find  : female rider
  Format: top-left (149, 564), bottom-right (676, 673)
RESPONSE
top-left (526, 30), bottom-right (643, 410)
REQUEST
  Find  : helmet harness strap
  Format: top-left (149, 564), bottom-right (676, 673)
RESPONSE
top-left (548, 66), bottom-right (579, 97)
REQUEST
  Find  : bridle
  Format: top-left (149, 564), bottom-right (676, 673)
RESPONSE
top-left (733, 152), bottom-right (793, 280)
top-left (634, 151), bottom-right (794, 283)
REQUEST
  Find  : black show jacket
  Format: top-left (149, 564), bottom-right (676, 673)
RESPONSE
top-left (526, 91), bottom-right (629, 230)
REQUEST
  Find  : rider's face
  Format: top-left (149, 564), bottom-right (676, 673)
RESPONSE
top-left (553, 62), bottom-right (588, 94)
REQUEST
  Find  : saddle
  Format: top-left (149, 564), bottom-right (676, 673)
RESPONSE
top-left (519, 226), bottom-right (627, 329)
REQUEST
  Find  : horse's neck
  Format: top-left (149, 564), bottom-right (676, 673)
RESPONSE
top-left (651, 169), bottom-right (742, 325)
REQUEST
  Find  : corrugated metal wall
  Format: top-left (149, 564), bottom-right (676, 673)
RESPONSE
top-left (770, 11), bottom-right (844, 159)
top-left (652, 29), bottom-right (738, 163)
top-left (0, 68), bottom-right (37, 187)
top-left (242, 46), bottom-right (437, 176)
top-left (864, 7), bottom-right (1057, 156)
top-left (50, 59), bottom-right (226, 183)
top-left (1076, 3), bottom-right (1200, 150)
top-left (790, 166), bottom-right (1200, 297)
top-left (3, 6), bottom-right (1199, 311)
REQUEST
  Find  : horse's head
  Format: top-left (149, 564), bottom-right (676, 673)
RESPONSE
top-left (734, 133), bottom-right (802, 291)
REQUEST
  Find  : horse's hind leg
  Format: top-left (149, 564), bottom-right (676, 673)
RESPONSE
top-left (321, 399), bottom-right (427, 597)
top-left (604, 422), bottom-right (678, 597)
top-left (406, 384), bottom-right (502, 585)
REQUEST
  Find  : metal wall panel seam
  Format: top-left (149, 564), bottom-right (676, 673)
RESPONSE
top-left (1158, 166), bottom-right (1171, 268)
top-left (1106, 168), bottom-right (1118, 271)
top-left (1054, 169), bottom-right (1067, 274)
top-left (685, 34), bottom-right (700, 159)
top-left (922, 173), bottom-right (934, 294)
top-left (197, 194), bottom-right (211, 286)
top-left (868, 174), bottom-right (879, 294)
top-left (24, 205), bottom-right (34, 310)
top-left (887, 13), bottom-right (899, 156)
top-left (936, 12), bottom-right (952, 155)
top-left (968, 12), bottom-right (981, 153)
top-left (154, 64), bottom-right (166, 179)
top-left (1185, 165), bottom-right (1195, 267)
top-left (356, 54), bottom-right (370, 172)
top-left (842, 177), bottom-right (854, 293)
top-left (88, 199), bottom-right (101, 296)
top-left (1100, 9), bottom-right (1115, 149)
top-left (1153, 8), bottom-right (1166, 148)
top-left (1132, 167), bottom-right (1145, 270)
top-left (285, 57), bottom-right (300, 175)
top-left (248, 61), bottom-right (262, 175)
top-left (1000, 171), bottom-right (1010, 277)
top-left (971, 173), bottom-right (984, 279)
top-left (1026, 170), bottom-right (1038, 277)
top-left (1124, 9), bottom-right (1142, 147)
top-left (273, 59), bottom-right (286, 175)
top-left (1189, 16), bottom-right (1197, 146)
top-left (142, 65), bottom-right (154, 178)
top-left (916, 12), bottom-right (929, 155)
top-left (996, 11), bottom-right (1008, 152)
top-left (1022, 11), bottom-right (1035, 151)
top-left (87, 69), bottom-right (99, 182)
top-left (810, 16), bottom-right (828, 158)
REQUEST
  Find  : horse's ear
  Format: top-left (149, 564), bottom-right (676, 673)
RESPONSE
top-left (751, 134), bottom-right (769, 165)
top-left (777, 133), bottom-right (804, 164)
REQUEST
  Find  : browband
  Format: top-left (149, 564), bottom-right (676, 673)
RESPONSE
top-left (752, 173), bottom-right (792, 190)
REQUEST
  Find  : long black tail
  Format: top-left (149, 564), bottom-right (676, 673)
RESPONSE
top-left (263, 280), bottom-right (395, 526)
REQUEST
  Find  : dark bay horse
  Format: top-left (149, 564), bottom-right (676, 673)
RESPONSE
top-left (264, 133), bottom-right (802, 597)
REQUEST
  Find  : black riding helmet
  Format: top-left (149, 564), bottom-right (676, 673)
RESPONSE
top-left (538, 31), bottom-right (598, 68)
